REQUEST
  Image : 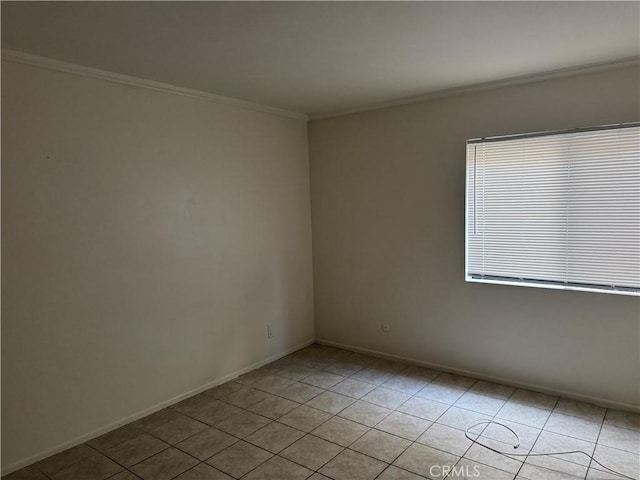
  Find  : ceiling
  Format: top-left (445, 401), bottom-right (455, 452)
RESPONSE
top-left (2, 2), bottom-right (639, 117)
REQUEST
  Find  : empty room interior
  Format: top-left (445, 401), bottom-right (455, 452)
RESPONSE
top-left (2, 2), bottom-right (640, 480)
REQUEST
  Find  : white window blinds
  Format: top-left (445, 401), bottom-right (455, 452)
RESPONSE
top-left (466, 123), bottom-right (640, 295)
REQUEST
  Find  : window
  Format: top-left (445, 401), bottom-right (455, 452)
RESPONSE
top-left (465, 123), bottom-right (640, 296)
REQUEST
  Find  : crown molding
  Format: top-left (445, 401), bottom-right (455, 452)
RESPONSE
top-left (1, 49), bottom-right (308, 121)
top-left (3, 49), bottom-right (637, 124)
top-left (310, 56), bottom-right (640, 121)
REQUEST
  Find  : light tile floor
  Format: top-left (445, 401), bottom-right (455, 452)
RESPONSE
top-left (5, 344), bottom-right (640, 480)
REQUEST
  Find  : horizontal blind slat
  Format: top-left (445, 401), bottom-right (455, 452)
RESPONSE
top-left (466, 124), bottom-right (640, 293)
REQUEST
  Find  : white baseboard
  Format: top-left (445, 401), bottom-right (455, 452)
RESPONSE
top-left (317, 338), bottom-right (640, 414)
top-left (1, 338), bottom-right (315, 476)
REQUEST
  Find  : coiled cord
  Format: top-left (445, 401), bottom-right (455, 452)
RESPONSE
top-left (464, 420), bottom-right (635, 480)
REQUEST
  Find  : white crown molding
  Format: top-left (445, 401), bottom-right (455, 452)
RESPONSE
top-left (1, 49), bottom-right (308, 121)
top-left (3, 49), bottom-right (637, 124)
top-left (310, 56), bottom-right (640, 121)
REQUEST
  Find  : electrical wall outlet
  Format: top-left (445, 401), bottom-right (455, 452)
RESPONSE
top-left (381, 323), bottom-right (391, 333)
top-left (267, 324), bottom-right (274, 338)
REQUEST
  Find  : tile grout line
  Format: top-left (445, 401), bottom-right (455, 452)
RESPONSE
top-left (444, 386), bottom-right (519, 480)
top-left (511, 396), bottom-right (561, 480)
top-left (9, 345), bottom-right (638, 480)
top-left (157, 352), bottom-right (637, 479)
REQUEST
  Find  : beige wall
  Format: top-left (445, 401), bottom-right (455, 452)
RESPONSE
top-left (309, 66), bottom-right (640, 409)
top-left (1, 61), bottom-right (314, 469)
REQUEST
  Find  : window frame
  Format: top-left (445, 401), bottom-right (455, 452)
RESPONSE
top-left (464, 122), bottom-right (640, 297)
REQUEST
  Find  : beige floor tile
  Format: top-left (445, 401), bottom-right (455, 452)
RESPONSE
top-left (50, 454), bottom-right (122, 480)
top-left (397, 396), bottom-right (448, 421)
top-left (221, 387), bottom-right (272, 409)
top-left (207, 441), bottom-right (273, 478)
top-left (242, 456), bottom-right (312, 480)
top-left (350, 368), bottom-right (394, 385)
top-left (376, 411), bottom-right (431, 441)
top-left (464, 441), bottom-right (523, 474)
top-left (150, 414), bottom-right (207, 444)
top-left (351, 429), bottom-right (411, 463)
top-left (510, 389), bottom-right (558, 410)
top-left (417, 423), bottom-right (472, 456)
top-left (324, 361), bottom-right (364, 377)
top-left (393, 443), bottom-right (459, 479)
top-left (496, 402), bottom-right (551, 429)
top-left (244, 422), bottom-right (304, 453)
top-left (468, 381), bottom-right (515, 400)
top-left (416, 384), bottom-right (466, 405)
top-left (330, 379), bottom-right (376, 399)
top-left (403, 365), bottom-right (440, 380)
top-left (215, 410), bottom-right (271, 438)
top-left (532, 430), bottom-right (594, 465)
top-left (376, 465), bottom-right (426, 480)
top-left (319, 449), bottom-right (387, 480)
top-left (133, 408), bottom-right (183, 432)
top-left (598, 423), bottom-right (640, 454)
top-left (105, 433), bottom-right (168, 467)
top-left (276, 382), bottom-right (324, 403)
top-left (172, 394), bottom-right (222, 417)
top-left (204, 382), bottom-right (243, 399)
top-left (35, 444), bottom-right (96, 476)
top-left (306, 391), bottom-right (355, 415)
top-left (605, 409), bottom-right (640, 432)
top-left (87, 424), bottom-right (142, 452)
top-left (586, 466), bottom-right (634, 480)
top-left (361, 387), bottom-right (411, 410)
top-left (369, 358), bottom-right (407, 373)
top-left (188, 400), bottom-right (243, 427)
top-left (431, 373), bottom-right (476, 390)
top-left (553, 398), bottom-right (606, 423)
top-left (235, 370), bottom-right (274, 388)
top-left (130, 447), bottom-right (198, 480)
top-left (479, 418), bottom-right (541, 450)
top-left (271, 364), bottom-right (319, 382)
top-left (338, 400), bottom-right (392, 427)
top-left (280, 434), bottom-right (343, 470)
top-left (454, 392), bottom-right (505, 416)
top-left (438, 408), bottom-right (490, 432)
top-left (544, 412), bottom-right (601, 442)
top-left (250, 374), bottom-right (295, 395)
top-left (591, 444), bottom-right (640, 480)
top-left (312, 416), bottom-right (369, 447)
top-left (108, 473), bottom-right (140, 480)
top-left (381, 375), bottom-right (428, 396)
top-left (278, 405), bottom-right (332, 432)
top-left (28, 346), bottom-right (636, 480)
top-left (518, 462), bottom-right (586, 480)
top-left (450, 458), bottom-right (515, 480)
top-left (302, 371), bottom-right (345, 389)
top-left (174, 463), bottom-right (234, 479)
top-left (175, 427), bottom-right (237, 461)
top-left (3, 466), bottom-right (49, 480)
top-left (248, 396), bottom-right (300, 419)
top-left (523, 455), bottom-right (588, 479)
